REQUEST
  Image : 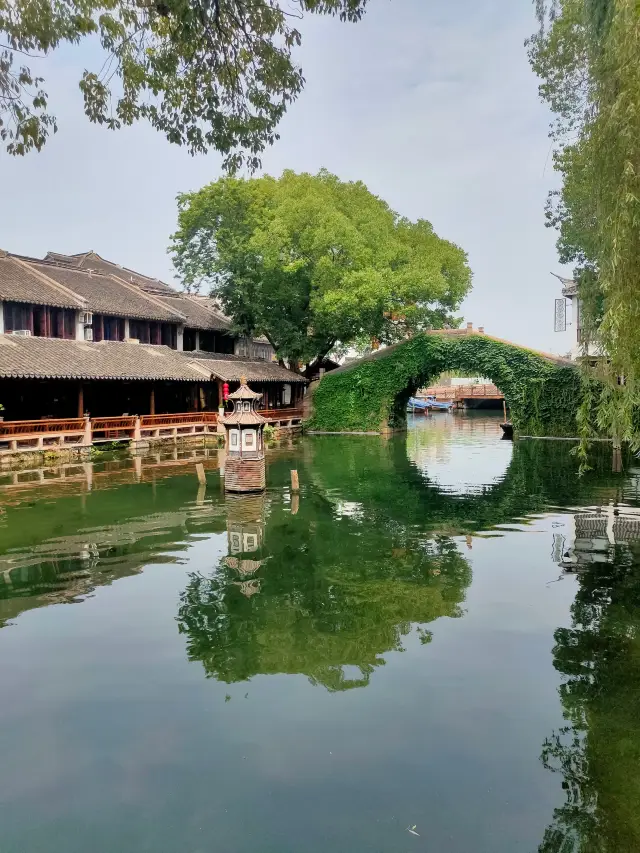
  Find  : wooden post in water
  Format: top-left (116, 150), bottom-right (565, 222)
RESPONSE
top-left (291, 470), bottom-right (299, 492)
top-left (502, 399), bottom-right (507, 422)
top-left (613, 436), bottom-right (622, 473)
top-left (196, 463), bottom-right (207, 485)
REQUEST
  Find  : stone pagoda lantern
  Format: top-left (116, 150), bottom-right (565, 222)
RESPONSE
top-left (220, 377), bottom-right (267, 492)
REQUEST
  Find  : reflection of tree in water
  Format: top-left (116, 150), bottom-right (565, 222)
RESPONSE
top-left (178, 436), bottom-right (628, 695)
top-left (538, 540), bottom-right (640, 853)
top-left (177, 489), bottom-right (471, 691)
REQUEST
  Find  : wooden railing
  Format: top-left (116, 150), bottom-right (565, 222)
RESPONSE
top-left (0, 407), bottom-right (303, 454)
top-left (141, 412), bottom-right (218, 428)
top-left (0, 417), bottom-right (85, 438)
top-left (423, 384), bottom-right (503, 401)
top-left (91, 416), bottom-right (137, 435)
top-left (258, 407), bottom-right (304, 421)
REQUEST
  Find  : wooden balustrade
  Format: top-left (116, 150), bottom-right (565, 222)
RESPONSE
top-left (423, 384), bottom-right (503, 401)
top-left (0, 417), bottom-right (85, 438)
top-left (258, 407), bottom-right (304, 421)
top-left (91, 416), bottom-right (137, 436)
top-left (140, 412), bottom-right (218, 427)
top-left (0, 407), bottom-right (303, 455)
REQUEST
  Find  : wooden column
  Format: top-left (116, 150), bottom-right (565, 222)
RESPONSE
top-left (78, 383), bottom-right (84, 418)
top-left (150, 386), bottom-right (156, 416)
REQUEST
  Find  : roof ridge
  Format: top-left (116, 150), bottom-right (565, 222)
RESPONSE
top-left (183, 293), bottom-right (231, 325)
top-left (108, 273), bottom-right (187, 321)
top-left (10, 257), bottom-right (87, 309)
top-left (83, 251), bottom-right (171, 288)
top-left (24, 255), bottom-right (115, 278)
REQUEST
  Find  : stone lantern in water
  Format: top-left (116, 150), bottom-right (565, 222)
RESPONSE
top-left (220, 377), bottom-right (267, 492)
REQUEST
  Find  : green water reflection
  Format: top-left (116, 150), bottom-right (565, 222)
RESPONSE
top-left (0, 414), bottom-right (639, 852)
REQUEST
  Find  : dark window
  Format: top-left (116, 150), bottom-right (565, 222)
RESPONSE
top-left (129, 320), bottom-right (150, 343)
top-left (183, 328), bottom-right (197, 351)
top-left (161, 323), bottom-right (177, 348)
top-left (199, 330), bottom-right (235, 353)
top-left (4, 302), bottom-right (32, 332)
top-left (4, 302), bottom-right (77, 338)
top-left (64, 310), bottom-right (76, 339)
top-left (92, 315), bottom-right (125, 342)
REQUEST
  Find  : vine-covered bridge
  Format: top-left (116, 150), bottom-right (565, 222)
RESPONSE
top-left (307, 327), bottom-right (581, 437)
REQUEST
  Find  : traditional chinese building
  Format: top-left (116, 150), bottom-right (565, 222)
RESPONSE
top-left (0, 250), bottom-right (305, 421)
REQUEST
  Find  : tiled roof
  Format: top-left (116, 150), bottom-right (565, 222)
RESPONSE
top-left (45, 251), bottom-right (176, 295)
top-left (0, 337), bottom-right (202, 381)
top-left (44, 251), bottom-right (233, 331)
top-left (18, 259), bottom-right (184, 322)
top-left (157, 294), bottom-right (231, 331)
top-left (39, 251), bottom-right (268, 343)
top-left (0, 255), bottom-right (85, 309)
top-left (0, 335), bottom-right (304, 384)
top-left (180, 353), bottom-right (307, 383)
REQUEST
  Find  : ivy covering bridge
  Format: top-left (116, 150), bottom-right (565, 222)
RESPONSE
top-left (308, 329), bottom-right (582, 437)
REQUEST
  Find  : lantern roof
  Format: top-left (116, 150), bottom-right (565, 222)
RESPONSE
top-left (221, 376), bottom-right (267, 426)
top-left (222, 408), bottom-right (267, 425)
top-left (227, 377), bottom-right (262, 401)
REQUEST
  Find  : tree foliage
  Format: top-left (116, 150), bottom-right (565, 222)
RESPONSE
top-left (171, 169), bottom-right (472, 367)
top-left (528, 0), bottom-right (640, 447)
top-left (0, 0), bottom-right (368, 163)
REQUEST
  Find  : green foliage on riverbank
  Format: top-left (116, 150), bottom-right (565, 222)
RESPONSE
top-left (308, 333), bottom-right (584, 436)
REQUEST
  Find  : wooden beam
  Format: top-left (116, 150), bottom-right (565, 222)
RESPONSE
top-left (150, 386), bottom-right (156, 416)
top-left (78, 383), bottom-right (84, 418)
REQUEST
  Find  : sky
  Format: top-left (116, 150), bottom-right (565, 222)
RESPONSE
top-left (0, 0), bottom-right (576, 355)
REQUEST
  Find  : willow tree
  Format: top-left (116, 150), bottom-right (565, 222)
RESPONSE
top-left (0, 0), bottom-right (369, 164)
top-left (170, 169), bottom-right (472, 369)
top-left (529, 0), bottom-right (640, 449)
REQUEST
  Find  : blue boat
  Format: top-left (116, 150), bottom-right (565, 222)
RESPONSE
top-left (407, 395), bottom-right (454, 413)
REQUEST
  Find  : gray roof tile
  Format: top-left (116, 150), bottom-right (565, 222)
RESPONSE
top-left (0, 256), bottom-right (85, 309)
top-left (20, 260), bottom-right (183, 322)
top-left (181, 354), bottom-right (306, 383)
top-left (0, 335), bottom-right (304, 384)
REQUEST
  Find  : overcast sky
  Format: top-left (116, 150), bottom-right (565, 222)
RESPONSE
top-left (0, 0), bottom-right (575, 355)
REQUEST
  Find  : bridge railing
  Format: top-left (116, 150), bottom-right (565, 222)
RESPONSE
top-left (423, 384), bottom-right (503, 401)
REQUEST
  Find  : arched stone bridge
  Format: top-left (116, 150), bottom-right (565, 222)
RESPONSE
top-left (308, 328), bottom-right (581, 436)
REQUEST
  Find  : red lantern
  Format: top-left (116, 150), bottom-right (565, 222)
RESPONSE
top-left (223, 382), bottom-right (229, 401)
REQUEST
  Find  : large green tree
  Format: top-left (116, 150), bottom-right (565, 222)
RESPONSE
top-left (529, 0), bottom-right (640, 447)
top-left (0, 0), bottom-right (368, 163)
top-left (170, 169), bottom-right (472, 367)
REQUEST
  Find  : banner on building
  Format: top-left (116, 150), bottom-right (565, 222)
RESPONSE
top-left (554, 298), bottom-right (567, 333)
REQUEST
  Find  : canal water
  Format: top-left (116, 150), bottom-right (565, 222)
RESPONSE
top-left (1, 413), bottom-right (639, 853)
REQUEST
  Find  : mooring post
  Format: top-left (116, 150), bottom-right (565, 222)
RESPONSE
top-left (196, 463), bottom-right (207, 485)
top-left (291, 469), bottom-right (299, 492)
top-left (502, 399), bottom-right (507, 422)
top-left (612, 435), bottom-right (622, 473)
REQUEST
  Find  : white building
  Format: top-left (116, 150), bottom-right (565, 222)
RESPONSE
top-left (554, 274), bottom-right (602, 361)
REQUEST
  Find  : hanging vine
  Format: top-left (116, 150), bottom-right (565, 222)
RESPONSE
top-left (529, 0), bottom-right (640, 454)
top-left (308, 333), bottom-right (584, 436)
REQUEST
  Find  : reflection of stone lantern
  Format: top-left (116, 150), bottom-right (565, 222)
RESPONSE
top-left (222, 493), bottom-right (266, 596)
top-left (220, 377), bottom-right (267, 492)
